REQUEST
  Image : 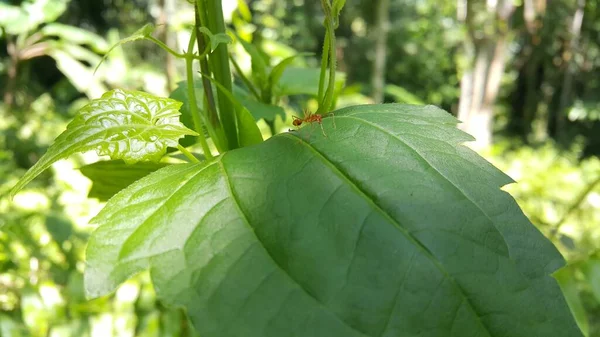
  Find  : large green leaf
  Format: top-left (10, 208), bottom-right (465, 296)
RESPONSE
top-left (84, 104), bottom-right (582, 337)
top-left (80, 160), bottom-right (170, 201)
top-left (10, 89), bottom-right (197, 197)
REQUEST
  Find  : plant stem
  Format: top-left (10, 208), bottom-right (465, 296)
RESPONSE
top-left (230, 54), bottom-right (261, 100)
top-left (198, 0), bottom-right (239, 149)
top-left (185, 30), bottom-right (213, 159)
top-left (317, 30), bottom-right (330, 106)
top-left (147, 36), bottom-right (186, 58)
top-left (550, 174), bottom-right (600, 239)
top-left (194, 3), bottom-right (228, 152)
top-left (317, 0), bottom-right (339, 114)
top-left (177, 144), bottom-right (200, 163)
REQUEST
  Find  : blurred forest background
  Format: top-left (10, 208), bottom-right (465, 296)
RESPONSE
top-left (1, 0), bottom-right (600, 336)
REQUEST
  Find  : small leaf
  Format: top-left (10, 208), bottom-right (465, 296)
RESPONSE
top-left (80, 160), bottom-right (170, 201)
top-left (197, 27), bottom-right (232, 54)
top-left (94, 24), bottom-right (155, 74)
top-left (10, 89), bottom-right (197, 197)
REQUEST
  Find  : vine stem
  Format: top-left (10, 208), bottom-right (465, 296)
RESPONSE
top-left (317, 0), bottom-right (338, 114)
top-left (184, 30), bottom-right (213, 159)
top-left (549, 174), bottom-right (600, 239)
top-left (177, 144), bottom-right (200, 163)
top-left (147, 36), bottom-right (187, 58)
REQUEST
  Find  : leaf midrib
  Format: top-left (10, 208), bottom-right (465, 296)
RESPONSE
top-left (217, 155), bottom-right (371, 337)
top-left (281, 132), bottom-right (493, 337)
top-left (342, 114), bottom-right (510, 256)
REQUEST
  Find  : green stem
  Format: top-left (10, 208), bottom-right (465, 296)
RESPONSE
top-left (185, 31), bottom-right (213, 159)
top-left (230, 54), bottom-right (261, 100)
top-left (317, 0), bottom-right (338, 114)
top-left (550, 174), bottom-right (600, 239)
top-left (147, 36), bottom-right (187, 58)
top-left (198, 0), bottom-right (239, 149)
top-left (317, 30), bottom-right (329, 106)
top-left (177, 144), bottom-right (200, 163)
top-left (321, 8), bottom-right (337, 112)
top-left (196, 0), bottom-right (239, 150)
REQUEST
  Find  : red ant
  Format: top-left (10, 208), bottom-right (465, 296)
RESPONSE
top-left (291, 110), bottom-right (335, 137)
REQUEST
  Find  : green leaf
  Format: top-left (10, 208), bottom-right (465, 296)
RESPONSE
top-left (277, 67), bottom-right (346, 96)
top-left (0, 0), bottom-right (68, 35)
top-left (94, 24), bottom-right (155, 74)
top-left (80, 160), bottom-right (170, 201)
top-left (232, 85), bottom-right (285, 122)
top-left (266, 53), bottom-right (313, 97)
top-left (583, 259), bottom-right (600, 303)
top-left (45, 214), bottom-right (73, 245)
top-left (41, 23), bottom-right (109, 52)
top-left (236, 35), bottom-right (269, 90)
top-left (556, 267), bottom-right (589, 336)
top-left (201, 75), bottom-right (263, 147)
top-left (197, 27), bottom-right (232, 53)
top-left (85, 104), bottom-right (582, 337)
top-left (237, 95), bottom-right (285, 122)
top-left (236, 0), bottom-right (252, 21)
top-left (385, 84), bottom-right (425, 105)
top-left (10, 89), bottom-right (197, 197)
top-left (169, 81), bottom-right (205, 148)
top-left (46, 48), bottom-right (108, 98)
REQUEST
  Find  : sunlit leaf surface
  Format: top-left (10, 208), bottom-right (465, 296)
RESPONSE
top-left (85, 104), bottom-right (582, 337)
top-left (10, 89), bottom-right (197, 197)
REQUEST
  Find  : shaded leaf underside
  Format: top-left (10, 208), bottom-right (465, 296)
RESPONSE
top-left (85, 104), bottom-right (581, 337)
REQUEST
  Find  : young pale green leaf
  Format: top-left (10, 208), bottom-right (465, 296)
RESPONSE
top-left (10, 89), bottom-right (197, 197)
top-left (94, 24), bottom-right (155, 74)
top-left (80, 160), bottom-right (170, 201)
top-left (85, 104), bottom-right (582, 337)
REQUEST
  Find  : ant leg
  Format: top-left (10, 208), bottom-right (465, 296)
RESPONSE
top-left (330, 112), bottom-right (336, 129)
top-left (320, 122), bottom-right (327, 138)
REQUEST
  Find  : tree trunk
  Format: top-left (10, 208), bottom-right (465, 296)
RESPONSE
top-left (557, 0), bottom-right (585, 139)
top-left (457, 0), bottom-right (514, 150)
top-left (370, 0), bottom-right (390, 103)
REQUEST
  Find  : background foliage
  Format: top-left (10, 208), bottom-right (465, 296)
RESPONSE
top-left (1, 0), bottom-right (599, 336)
